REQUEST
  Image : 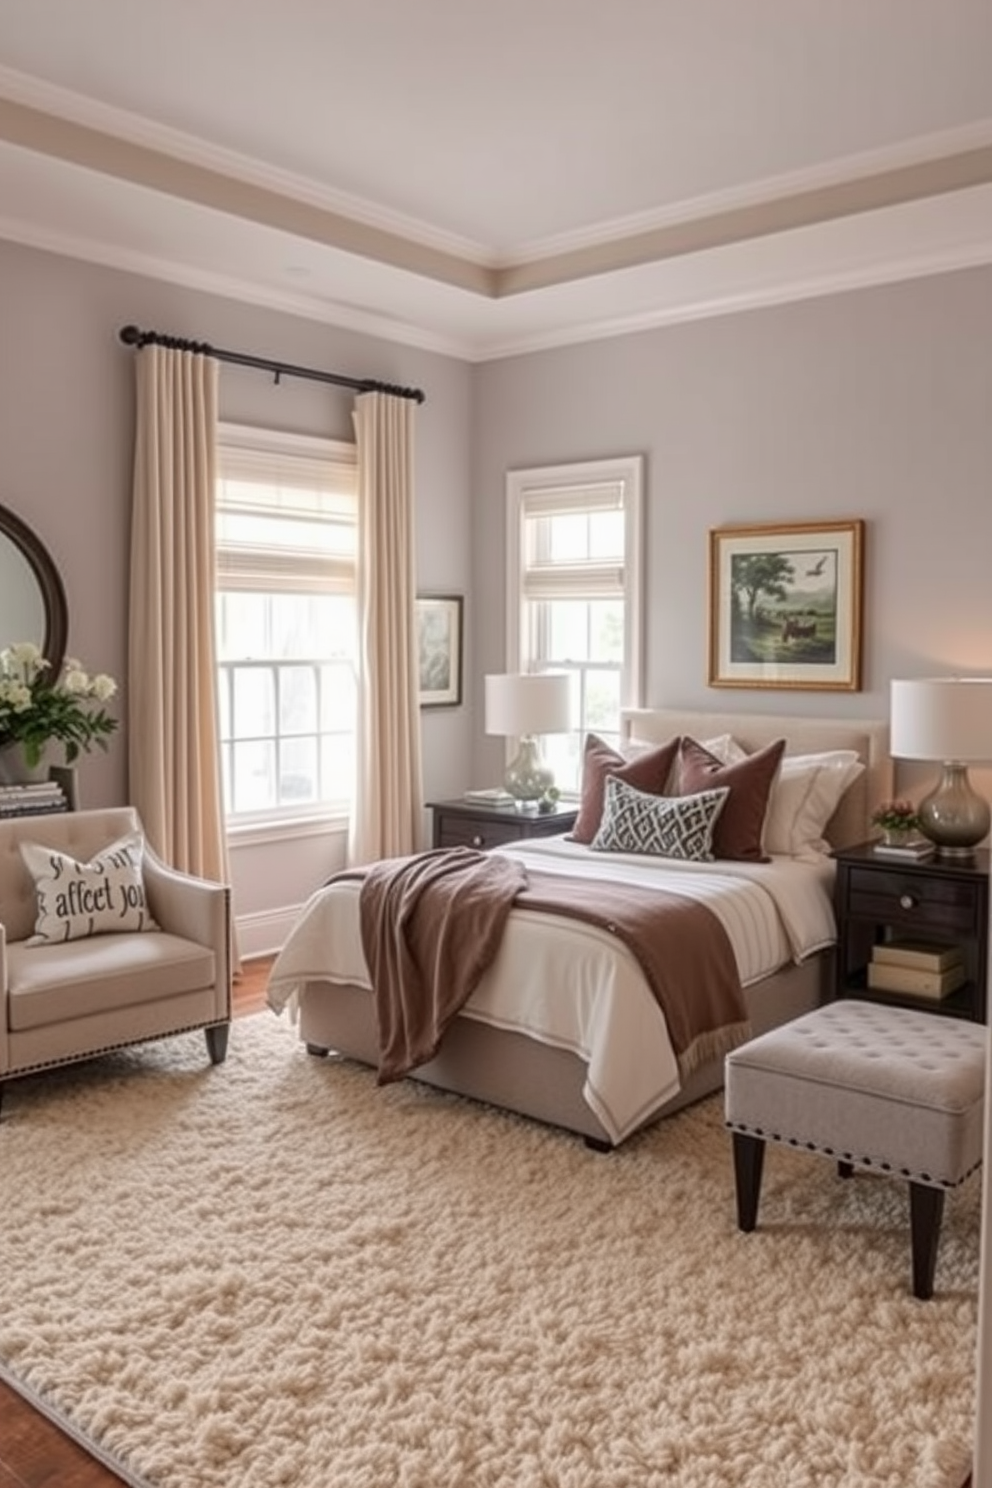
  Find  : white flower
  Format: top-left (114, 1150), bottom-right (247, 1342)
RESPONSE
top-left (6, 683), bottom-right (33, 711)
top-left (92, 673), bottom-right (117, 701)
top-left (63, 667), bottom-right (92, 695)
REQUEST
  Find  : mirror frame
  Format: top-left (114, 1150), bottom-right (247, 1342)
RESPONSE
top-left (0, 502), bottom-right (68, 679)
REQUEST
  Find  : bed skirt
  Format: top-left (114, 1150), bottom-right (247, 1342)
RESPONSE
top-left (294, 950), bottom-right (830, 1146)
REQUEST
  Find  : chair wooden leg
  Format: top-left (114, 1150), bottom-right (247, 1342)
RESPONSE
top-left (205, 1023), bottom-right (230, 1065)
top-left (732, 1131), bottom-right (765, 1231)
top-left (909, 1182), bottom-right (944, 1300)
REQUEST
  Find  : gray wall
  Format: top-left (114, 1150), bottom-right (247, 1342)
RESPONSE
top-left (3, 239), bottom-right (991, 940)
top-left (471, 266), bottom-right (992, 800)
top-left (0, 240), bottom-right (473, 947)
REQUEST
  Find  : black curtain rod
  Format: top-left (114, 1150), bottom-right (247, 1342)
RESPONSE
top-left (118, 324), bottom-right (426, 404)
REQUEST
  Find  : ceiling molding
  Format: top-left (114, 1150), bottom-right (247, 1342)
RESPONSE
top-left (0, 63), bottom-right (490, 261)
top-left (2, 64), bottom-right (991, 303)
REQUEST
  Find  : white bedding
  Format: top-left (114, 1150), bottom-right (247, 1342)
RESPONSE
top-left (267, 838), bottom-right (837, 1144)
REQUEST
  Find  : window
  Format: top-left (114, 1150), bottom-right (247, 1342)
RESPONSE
top-left (506, 456), bottom-right (643, 793)
top-left (215, 425), bottom-right (357, 823)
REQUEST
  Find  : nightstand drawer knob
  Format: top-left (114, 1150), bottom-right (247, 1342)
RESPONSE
top-left (471, 833), bottom-right (484, 848)
top-left (899, 893), bottom-right (916, 910)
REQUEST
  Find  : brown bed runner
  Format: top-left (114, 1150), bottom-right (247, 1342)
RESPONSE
top-left (355, 847), bottom-right (750, 1086)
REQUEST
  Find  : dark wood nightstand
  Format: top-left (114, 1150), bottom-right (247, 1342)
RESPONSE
top-left (832, 842), bottom-right (989, 1022)
top-left (428, 798), bottom-right (579, 851)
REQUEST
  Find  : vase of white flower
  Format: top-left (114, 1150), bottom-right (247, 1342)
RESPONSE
top-left (0, 641), bottom-right (118, 781)
top-left (0, 738), bottom-right (51, 785)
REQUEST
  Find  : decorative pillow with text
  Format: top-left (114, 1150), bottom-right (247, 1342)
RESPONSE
top-left (591, 775), bottom-right (730, 861)
top-left (20, 831), bottom-right (159, 945)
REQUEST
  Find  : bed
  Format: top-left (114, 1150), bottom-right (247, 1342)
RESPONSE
top-left (267, 707), bottom-right (891, 1147)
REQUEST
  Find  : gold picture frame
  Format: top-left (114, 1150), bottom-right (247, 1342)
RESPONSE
top-left (708, 519), bottom-right (864, 691)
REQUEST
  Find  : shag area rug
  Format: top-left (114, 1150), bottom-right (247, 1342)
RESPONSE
top-left (0, 1015), bottom-right (979, 1488)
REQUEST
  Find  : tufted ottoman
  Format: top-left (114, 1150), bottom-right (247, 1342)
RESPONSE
top-left (724, 1000), bottom-right (986, 1299)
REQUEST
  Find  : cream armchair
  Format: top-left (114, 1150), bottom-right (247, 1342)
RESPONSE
top-left (0, 806), bottom-right (231, 1118)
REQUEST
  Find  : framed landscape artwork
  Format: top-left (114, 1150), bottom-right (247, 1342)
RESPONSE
top-left (708, 519), bottom-right (864, 691)
top-left (416, 594), bottom-right (463, 707)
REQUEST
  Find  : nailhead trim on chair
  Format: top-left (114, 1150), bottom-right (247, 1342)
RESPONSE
top-left (3, 1019), bottom-right (229, 1081)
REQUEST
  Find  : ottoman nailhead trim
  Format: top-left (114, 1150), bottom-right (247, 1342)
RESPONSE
top-left (724, 1120), bottom-right (979, 1190)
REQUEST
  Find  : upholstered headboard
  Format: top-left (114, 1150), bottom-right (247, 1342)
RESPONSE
top-left (621, 707), bottom-right (891, 850)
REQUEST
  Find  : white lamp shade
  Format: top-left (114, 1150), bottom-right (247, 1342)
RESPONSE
top-left (485, 673), bottom-right (571, 737)
top-left (890, 677), bottom-right (992, 762)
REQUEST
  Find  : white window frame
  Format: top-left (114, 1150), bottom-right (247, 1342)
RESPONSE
top-left (215, 422), bottom-right (358, 834)
top-left (505, 455), bottom-right (644, 785)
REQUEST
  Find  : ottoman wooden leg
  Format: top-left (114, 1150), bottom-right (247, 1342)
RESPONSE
top-left (732, 1131), bottom-right (765, 1232)
top-left (909, 1182), bottom-right (945, 1301)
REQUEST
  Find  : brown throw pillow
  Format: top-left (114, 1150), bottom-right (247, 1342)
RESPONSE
top-left (676, 735), bottom-right (786, 862)
top-left (570, 733), bottom-right (680, 845)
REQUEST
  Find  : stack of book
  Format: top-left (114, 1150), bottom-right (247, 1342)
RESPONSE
top-left (0, 781), bottom-right (68, 818)
top-left (871, 836), bottom-right (933, 860)
top-left (866, 939), bottom-right (966, 1001)
top-left (463, 787), bottom-right (516, 807)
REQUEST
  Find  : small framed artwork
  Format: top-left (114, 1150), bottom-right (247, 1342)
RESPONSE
top-left (708, 519), bottom-right (864, 691)
top-left (416, 594), bottom-right (464, 707)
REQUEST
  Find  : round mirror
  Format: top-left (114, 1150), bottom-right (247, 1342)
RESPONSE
top-left (0, 503), bottom-right (68, 679)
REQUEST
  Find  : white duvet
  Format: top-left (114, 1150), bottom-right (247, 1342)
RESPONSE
top-left (267, 837), bottom-right (837, 1143)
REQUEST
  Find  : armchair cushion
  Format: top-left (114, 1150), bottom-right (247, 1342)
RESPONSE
top-left (20, 831), bottom-right (159, 945)
top-left (7, 932), bottom-right (215, 1032)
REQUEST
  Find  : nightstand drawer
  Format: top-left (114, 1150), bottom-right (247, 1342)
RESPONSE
top-left (437, 818), bottom-right (529, 851)
top-left (847, 866), bottom-right (981, 933)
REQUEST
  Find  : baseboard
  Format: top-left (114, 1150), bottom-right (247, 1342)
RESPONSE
top-left (234, 905), bottom-right (301, 960)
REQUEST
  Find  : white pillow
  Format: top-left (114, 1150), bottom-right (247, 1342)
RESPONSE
top-left (763, 751), bottom-right (865, 858)
top-left (591, 775), bottom-right (730, 861)
top-left (625, 733), bottom-right (741, 766)
top-left (20, 831), bottom-right (160, 944)
top-left (700, 734), bottom-right (747, 765)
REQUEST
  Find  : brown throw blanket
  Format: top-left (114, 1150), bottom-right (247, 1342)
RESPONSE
top-left (354, 847), bottom-right (749, 1086)
top-left (358, 848), bottom-right (528, 1083)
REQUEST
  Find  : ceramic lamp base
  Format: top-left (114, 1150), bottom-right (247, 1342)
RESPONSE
top-left (918, 762), bottom-right (990, 860)
top-left (504, 736), bottom-right (554, 802)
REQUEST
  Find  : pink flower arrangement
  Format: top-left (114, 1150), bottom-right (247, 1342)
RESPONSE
top-left (870, 798), bottom-right (920, 833)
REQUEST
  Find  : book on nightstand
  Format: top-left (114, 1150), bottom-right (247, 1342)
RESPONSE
top-left (463, 787), bottom-right (515, 806)
top-left (873, 940), bottom-right (965, 974)
top-left (866, 958), bottom-right (967, 1000)
top-left (871, 838), bottom-right (934, 860)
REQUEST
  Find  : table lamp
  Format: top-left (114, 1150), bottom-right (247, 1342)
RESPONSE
top-left (485, 672), bottom-right (571, 803)
top-left (890, 677), bottom-right (992, 859)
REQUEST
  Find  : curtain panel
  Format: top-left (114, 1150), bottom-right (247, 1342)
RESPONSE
top-left (128, 344), bottom-right (230, 892)
top-left (350, 391), bottom-right (423, 864)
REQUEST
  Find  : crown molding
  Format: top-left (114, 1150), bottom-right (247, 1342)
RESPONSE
top-left (508, 119), bottom-right (992, 263)
top-left (0, 214), bottom-right (470, 358)
top-left (0, 63), bottom-right (490, 263)
top-left (3, 61), bottom-right (991, 295)
top-left (480, 238), bottom-right (992, 362)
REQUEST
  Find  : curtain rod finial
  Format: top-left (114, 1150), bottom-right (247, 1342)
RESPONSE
top-left (119, 324), bottom-right (142, 346)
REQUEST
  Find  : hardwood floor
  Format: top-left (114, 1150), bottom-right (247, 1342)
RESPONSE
top-left (0, 956), bottom-right (273, 1488)
top-left (0, 953), bottom-right (977, 1488)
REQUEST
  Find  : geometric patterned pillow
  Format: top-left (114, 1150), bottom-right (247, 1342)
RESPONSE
top-left (590, 775), bottom-right (730, 861)
top-left (20, 831), bottom-right (159, 945)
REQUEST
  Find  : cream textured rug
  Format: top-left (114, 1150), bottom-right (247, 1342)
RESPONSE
top-left (0, 1014), bottom-right (979, 1488)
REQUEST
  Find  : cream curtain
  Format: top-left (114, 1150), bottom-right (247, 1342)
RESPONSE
top-left (128, 345), bottom-right (230, 888)
top-left (350, 391), bottom-right (423, 865)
